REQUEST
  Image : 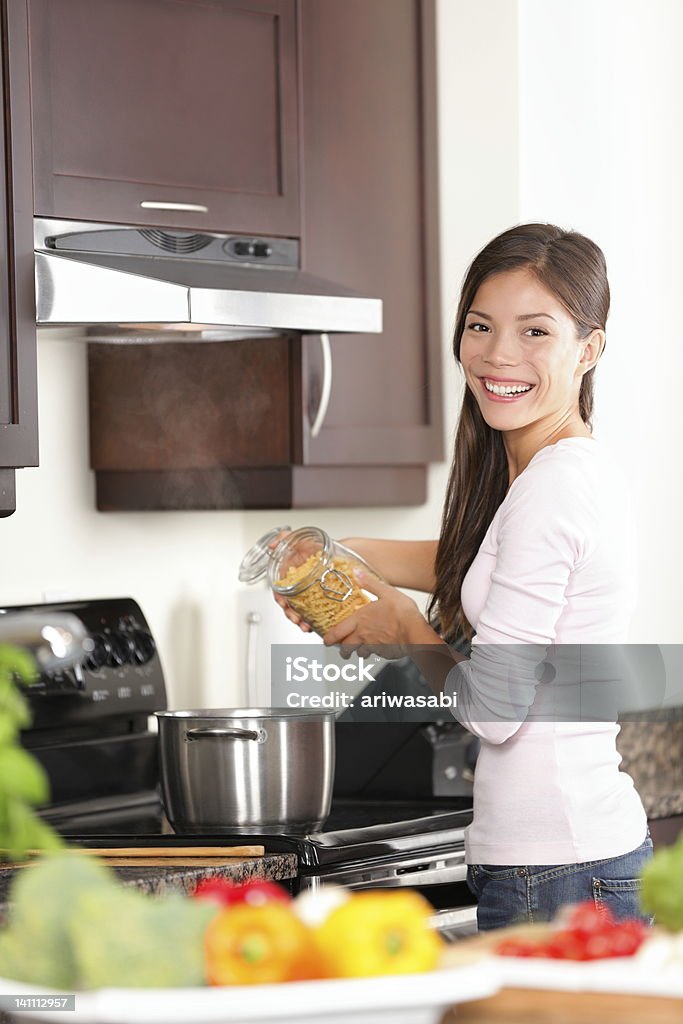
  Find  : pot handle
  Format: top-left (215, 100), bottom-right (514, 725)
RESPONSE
top-left (185, 727), bottom-right (264, 742)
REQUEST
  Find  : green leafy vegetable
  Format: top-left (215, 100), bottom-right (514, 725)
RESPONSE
top-left (1, 852), bottom-right (116, 987)
top-left (1, 852), bottom-right (217, 988)
top-left (70, 887), bottom-right (216, 988)
top-left (640, 832), bottom-right (683, 930)
top-left (0, 643), bottom-right (64, 860)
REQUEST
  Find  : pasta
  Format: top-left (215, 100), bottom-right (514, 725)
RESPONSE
top-left (276, 553), bottom-right (372, 634)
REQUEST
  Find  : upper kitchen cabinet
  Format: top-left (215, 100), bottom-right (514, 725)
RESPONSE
top-left (297, 0), bottom-right (443, 469)
top-left (82, 0), bottom-right (442, 510)
top-left (27, 0), bottom-right (300, 235)
top-left (0, 0), bottom-right (38, 516)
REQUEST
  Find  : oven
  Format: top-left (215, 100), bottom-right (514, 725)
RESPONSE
top-left (6, 598), bottom-right (478, 940)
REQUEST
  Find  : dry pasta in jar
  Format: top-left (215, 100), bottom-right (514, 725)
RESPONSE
top-left (238, 526), bottom-right (383, 636)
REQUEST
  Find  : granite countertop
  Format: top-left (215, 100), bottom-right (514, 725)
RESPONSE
top-left (0, 851), bottom-right (298, 918)
top-left (617, 712), bottom-right (683, 819)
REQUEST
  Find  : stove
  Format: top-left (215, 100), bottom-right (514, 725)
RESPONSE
top-left (7, 598), bottom-right (477, 939)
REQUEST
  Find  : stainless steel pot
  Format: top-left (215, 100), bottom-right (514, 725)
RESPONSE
top-left (155, 708), bottom-right (335, 833)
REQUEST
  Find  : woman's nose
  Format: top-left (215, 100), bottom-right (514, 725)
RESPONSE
top-left (482, 330), bottom-right (520, 366)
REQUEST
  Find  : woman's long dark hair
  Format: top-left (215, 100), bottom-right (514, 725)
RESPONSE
top-left (427, 223), bottom-right (610, 646)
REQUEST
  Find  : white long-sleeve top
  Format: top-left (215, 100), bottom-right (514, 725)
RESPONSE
top-left (444, 437), bottom-right (647, 864)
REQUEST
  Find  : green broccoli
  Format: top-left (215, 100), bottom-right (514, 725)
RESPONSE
top-left (0, 851), bottom-right (217, 989)
top-left (69, 887), bottom-right (217, 988)
top-left (641, 832), bottom-right (683, 930)
top-left (1, 852), bottom-right (116, 987)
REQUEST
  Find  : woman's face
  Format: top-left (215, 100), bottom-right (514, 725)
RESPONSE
top-left (459, 267), bottom-right (600, 434)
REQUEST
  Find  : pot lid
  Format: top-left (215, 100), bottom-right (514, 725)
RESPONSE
top-left (238, 525), bottom-right (291, 584)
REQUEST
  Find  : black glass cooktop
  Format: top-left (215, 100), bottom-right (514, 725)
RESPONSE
top-left (48, 796), bottom-right (473, 871)
top-left (53, 796), bottom-right (472, 837)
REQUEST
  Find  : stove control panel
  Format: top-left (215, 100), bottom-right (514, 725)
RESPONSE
top-left (0, 597), bottom-right (167, 726)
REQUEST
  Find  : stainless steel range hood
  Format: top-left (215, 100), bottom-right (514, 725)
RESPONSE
top-left (34, 219), bottom-right (382, 339)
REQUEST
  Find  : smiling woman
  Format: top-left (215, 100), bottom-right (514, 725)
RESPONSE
top-left (278, 224), bottom-right (652, 932)
top-left (433, 225), bottom-right (608, 643)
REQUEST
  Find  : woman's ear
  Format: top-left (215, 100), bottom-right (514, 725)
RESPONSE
top-left (578, 329), bottom-right (606, 374)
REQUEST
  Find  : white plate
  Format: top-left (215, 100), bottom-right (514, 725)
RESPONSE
top-left (0, 966), bottom-right (501, 1024)
top-left (491, 955), bottom-right (683, 999)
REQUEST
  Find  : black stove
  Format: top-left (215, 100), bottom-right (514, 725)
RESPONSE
top-left (7, 598), bottom-right (476, 937)
top-left (46, 797), bottom-right (473, 871)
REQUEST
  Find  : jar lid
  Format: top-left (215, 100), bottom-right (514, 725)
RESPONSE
top-left (238, 525), bottom-right (291, 584)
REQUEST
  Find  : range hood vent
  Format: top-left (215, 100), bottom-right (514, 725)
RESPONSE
top-left (34, 219), bottom-right (383, 339)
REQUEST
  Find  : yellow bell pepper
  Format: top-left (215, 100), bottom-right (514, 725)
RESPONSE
top-left (315, 891), bottom-right (443, 978)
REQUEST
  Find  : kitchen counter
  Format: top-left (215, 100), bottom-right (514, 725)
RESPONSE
top-left (440, 987), bottom-right (683, 1024)
top-left (0, 851), bottom-right (298, 917)
top-left (617, 710), bottom-right (683, 820)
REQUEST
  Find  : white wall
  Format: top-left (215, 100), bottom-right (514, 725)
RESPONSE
top-left (517, 0), bottom-right (683, 642)
top-left (5, 0), bottom-right (675, 709)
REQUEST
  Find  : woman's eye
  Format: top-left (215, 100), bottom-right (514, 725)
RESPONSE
top-left (525, 327), bottom-right (547, 338)
top-left (467, 322), bottom-right (489, 332)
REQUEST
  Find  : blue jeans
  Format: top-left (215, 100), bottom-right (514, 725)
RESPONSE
top-left (466, 832), bottom-right (654, 932)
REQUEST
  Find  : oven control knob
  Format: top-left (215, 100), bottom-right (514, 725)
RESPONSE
top-left (84, 633), bottom-right (110, 672)
top-left (131, 630), bottom-right (156, 665)
top-left (107, 632), bottom-right (132, 667)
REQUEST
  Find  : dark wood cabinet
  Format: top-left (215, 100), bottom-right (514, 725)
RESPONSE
top-left (22, 0), bottom-right (443, 511)
top-left (0, 0), bottom-right (38, 516)
top-left (88, 337), bottom-right (430, 510)
top-left (87, 0), bottom-right (443, 510)
top-left (28, 0), bottom-right (300, 236)
top-left (297, 0), bottom-right (442, 469)
top-left (0, 0), bottom-right (442, 516)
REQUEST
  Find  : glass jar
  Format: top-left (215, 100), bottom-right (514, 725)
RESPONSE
top-left (238, 525), bottom-right (383, 636)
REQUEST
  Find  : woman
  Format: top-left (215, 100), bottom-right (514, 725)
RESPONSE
top-left (278, 223), bottom-right (652, 930)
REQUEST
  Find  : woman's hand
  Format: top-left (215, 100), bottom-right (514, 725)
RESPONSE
top-left (267, 529), bottom-right (313, 633)
top-left (272, 591), bottom-right (313, 633)
top-left (322, 571), bottom-right (435, 658)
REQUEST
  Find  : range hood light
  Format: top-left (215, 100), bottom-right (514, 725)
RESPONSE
top-left (85, 324), bottom-right (281, 344)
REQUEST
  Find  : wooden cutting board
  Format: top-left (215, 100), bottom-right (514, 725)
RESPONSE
top-left (4, 845), bottom-right (266, 868)
top-left (85, 856), bottom-right (266, 867)
top-left (63, 846), bottom-right (266, 858)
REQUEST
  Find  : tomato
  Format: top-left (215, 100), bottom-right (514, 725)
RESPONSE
top-left (564, 900), bottom-right (614, 934)
top-left (495, 938), bottom-right (539, 958)
top-left (582, 928), bottom-right (622, 960)
top-left (493, 901), bottom-right (650, 963)
top-left (542, 929), bottom-right (590, 961)
top-left (193, 878), bottom-right (291, 907)
top-left (603, 920), bottom-right (648, 957)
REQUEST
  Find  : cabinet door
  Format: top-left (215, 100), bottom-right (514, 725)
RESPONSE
top-left (297, 0), bottom-right (443, 467)
top-left (28, 0), bottom-right (300, 235)
top-left (1, 0), bottom-right (38, 517)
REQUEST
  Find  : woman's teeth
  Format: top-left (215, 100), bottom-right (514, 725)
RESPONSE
top-left (484, 380), bottom-right (533, 396)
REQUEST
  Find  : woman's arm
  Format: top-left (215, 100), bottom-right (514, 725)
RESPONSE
top-left (341, 538), bottom-right (437, 593)
top-left (271, 535), bottom-right (437, 631)
top-left (324, 576), bottom-right (532, 746)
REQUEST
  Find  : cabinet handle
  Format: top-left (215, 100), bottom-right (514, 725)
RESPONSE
top-left (139, 201), bottom-right (209, 213)
top-left (310, 333), bottom-right (332, 439)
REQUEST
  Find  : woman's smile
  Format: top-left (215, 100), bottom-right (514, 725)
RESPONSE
top-left (479, 376), bottom-right (536, 401)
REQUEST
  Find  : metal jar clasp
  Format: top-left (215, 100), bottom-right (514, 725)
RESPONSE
top-left (319, 568), bottom-right (353, 602)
